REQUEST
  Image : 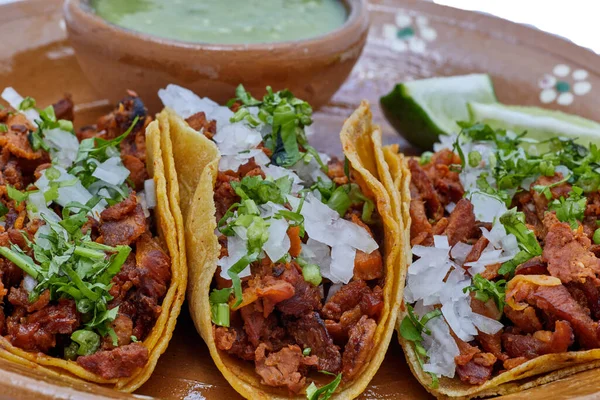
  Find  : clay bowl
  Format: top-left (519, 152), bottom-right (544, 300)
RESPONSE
top-left (63, 0), bottom-right (370, 113)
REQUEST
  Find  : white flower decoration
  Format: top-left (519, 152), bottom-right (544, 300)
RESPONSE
top-left (538, 64), bottom-right (592, 106)
top-left (382, 12), bottom-right (437, 54)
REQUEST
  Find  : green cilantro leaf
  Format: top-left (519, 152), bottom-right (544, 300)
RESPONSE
top-left (297, 257), bottom-right (322, 286)
top-left (399, 305), bottom-right (442, 388)
top-left (232, 84), bottom-right (261, 106)
top-left (0, 202), bottom-right (8, 217)
top-left (548, 186), bottom-right (586, 229)
top-left (419, 151), bottom-right (433, 165)
top-left (533, 173), bottom-right (572, 200)
top-left (7, 185), bottom-right (27, 203)
top-left (306, 372), bottom-right (342, 400)
top-left (463, 274), bottom-right (506, 311)
top-left (498, 209), bottom-right (542, 275)
top-left (229, 86), bottom-right (325, 170)
top-left (18, 96), bottom-right (36, 111)
top-left (231, 175), bottom-right (291, 205)
top-left (209, 288), bottom-right (233, 327)
top-left (71, 329), bottom-right (101, 356)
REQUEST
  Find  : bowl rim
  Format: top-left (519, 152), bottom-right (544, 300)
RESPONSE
top-left (65, 0), bottom-right (369, 51)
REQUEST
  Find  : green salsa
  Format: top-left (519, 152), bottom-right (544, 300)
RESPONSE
top-left (91, 0), bottom-right (348, 44)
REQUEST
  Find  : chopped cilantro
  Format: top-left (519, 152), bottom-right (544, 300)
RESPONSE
top-left (233, 84), bottom-right (261, 106)
top-left (463, 274), bottom-right (506, 311)
top-left (18, 96), bottom-right (36, 110)
top-left (6, 185), bottom-right (27, 203)
top-left (498, 209), bottom-right (542, 275)
top-left (209, 288), bottom-right (233, 327)
top-left (68, 116), bottom-right (138, 202)
top-left (343, 156), bottom-right (350, 179)
top-left (297, 257), bottom-right (322, 286)
top-left (231, 175), bottom-right (292, 205)
top-left (0, 202), bottom-right (8, 217)
top-left (2, 198), bottom-right (130, 342)
top-left (320, 182), bottom-right (375, 222)
top-left (0, 123), bottom-right (7, 133)
top-left (228, 254), bottom-right (257, 308)
top-left (70, 329), bottom-right (101, 356)
top-left (311, 177), bottom-right (336, 200)
top-left (303, 347), bottom-right (312, 356)
top-left (533, 173), bottom-right (572, 200)
top-left (326, 186), bottom-right (352, 217)
top-left (419, 151), bottom-right (433, 165)
top-left (539, 160), bottom-right (555, 177)
top-left (452, 132), bottom-right (465, 171)
top-left (594, 228), bottom-right (600, 245)
top-left (548, 186), bottom-right (586, 229)
top-left (229, 85), bottom-right (326, 170)
top-left (468, 150), bottom-right (482, 168)
top-left (306, 372), bottom-right (342, 400)
top-left (399, 305), bottom-right (441, 388)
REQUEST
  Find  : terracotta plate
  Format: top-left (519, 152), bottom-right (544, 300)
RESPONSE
top-left (1, 0), bottom-right (600, 399)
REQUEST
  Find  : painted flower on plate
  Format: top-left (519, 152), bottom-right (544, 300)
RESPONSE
top-left (538, 64), bottom-right (592, 106)
top-left (382, 12), bottom-right (437, 54)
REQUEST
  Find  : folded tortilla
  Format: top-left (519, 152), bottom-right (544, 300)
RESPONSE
top-left (0, 119), bottom-right (186, 393)
top-left (161, 101), bottom-right (408, 399)
top-left (394, 158), bottom-right (600, 399)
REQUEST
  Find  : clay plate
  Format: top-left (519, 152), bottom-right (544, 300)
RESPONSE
top-left (1, 0), bottom-right (600, 399)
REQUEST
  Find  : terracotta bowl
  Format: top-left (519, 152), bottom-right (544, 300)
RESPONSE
top-left (63, 0), bottom-right (370, 113)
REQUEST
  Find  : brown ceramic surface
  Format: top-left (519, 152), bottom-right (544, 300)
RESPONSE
top-left (62, 0), bottom-right (370, 112)
top-left (2, 0), bottom-right (600, 398)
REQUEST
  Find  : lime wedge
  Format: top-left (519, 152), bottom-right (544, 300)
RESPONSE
top-left (380, 74), bottom-right (497, 149)
top-left (468, 102), bottom-right (600, 151)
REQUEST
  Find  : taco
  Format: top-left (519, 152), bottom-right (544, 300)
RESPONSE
top-left (398, 123), bottom-right (600, 398)
top-left (0, 88), bottom-right (185, 392)
top-left (158, 84), bottom-right (407, 399)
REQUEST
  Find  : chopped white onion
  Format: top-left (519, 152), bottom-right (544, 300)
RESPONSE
top-left (43, 128), bottom-right (80, 168)
top-left (329, 244), bottom-right (356, 284)
top-left (144, 179), bottom-right (157, 209)
top-left (450, 242), bottom-right (473, 266)
top-left (35, 166), bottom-right (107, 218)
top-left (326, 283), bottom-right (343, 302)
top-left (422, 311), bottom-right (460, 378)
top-left (92, 156), bottom-right (130, 186)
top-left (291, 156), bottom-right (330, 186)
top-left (468, 191), bottom-right (507, 223)
top-left (300, 238), bottom-right (332, 277)
top-left (263, 218), bottom-right (290, 263)
top-left (300, 193), bottom-right (378, 254)
top-left (433, 235), bottom-right (450, 249)
top-left (263, 164), bottom-right (304, 194)
top-left (27, 191), bottom-right (61, 223)
top-left (219, 148), bottom-right (269, 172)
top-left (23, 274), bottom-right (37, 293)
top-left (1, 87), bottom-right (39, 123)
top-left (555, 165), bottom-right (572, 179)
top-left (259, 201), bottom-right (286, 219)
top-left (136, 191), bottom-right (150, 218)
top-left (158, 84), bottom-right (222, 120)
top-left (217, 227), bottom-right (251, 279)
top-left (471, 313), bottom-right (504, 334)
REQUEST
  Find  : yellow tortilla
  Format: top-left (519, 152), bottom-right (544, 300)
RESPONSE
top-left (396, 151), bottom-right (600, 399)
top-left (0, 120), bottom-right (186, 392)
top-left (163, 101), bottom-right (407, 399)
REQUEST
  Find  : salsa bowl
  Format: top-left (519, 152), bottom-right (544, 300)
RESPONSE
top-left (63, 0), bottom-right (370, 112)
